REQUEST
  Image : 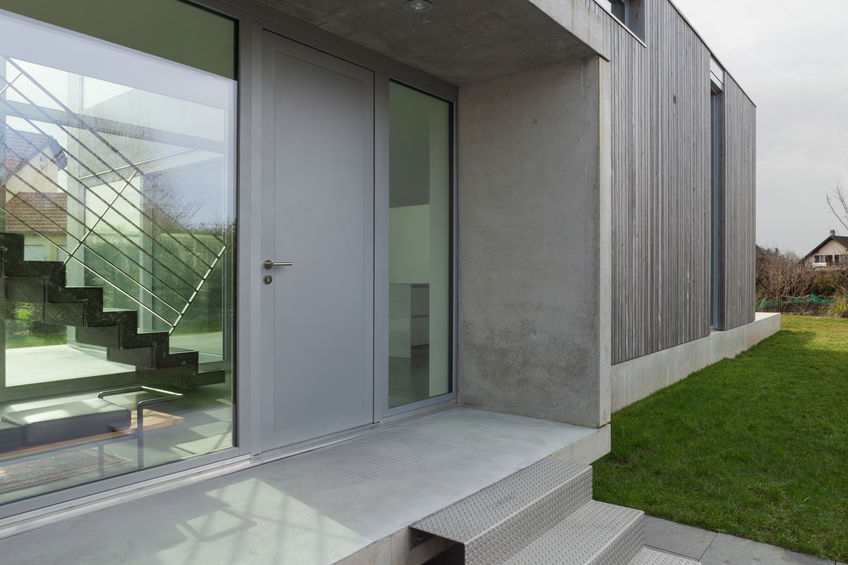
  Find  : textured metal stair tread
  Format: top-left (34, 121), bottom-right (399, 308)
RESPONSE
top-left (412, 457), bottom-right (590, 543)
top-left (627, 547), bottom-right (701, 565)
top-left (502, 501), bottom-right (644, 565)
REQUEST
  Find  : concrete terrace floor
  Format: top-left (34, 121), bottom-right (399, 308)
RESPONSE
top-left (0, 407), bottom-right (598, 565)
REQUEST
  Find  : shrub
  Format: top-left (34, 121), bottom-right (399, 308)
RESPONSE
top-left (829, 296), bottom-right (848, 318)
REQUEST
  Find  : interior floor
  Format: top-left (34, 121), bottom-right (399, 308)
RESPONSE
top-left (4, 344), bottom-right (133, 386)
top-left (388, 345), bottom-right (433, 408)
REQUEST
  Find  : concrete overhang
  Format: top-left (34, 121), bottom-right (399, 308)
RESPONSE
top-left (256, 0), bottom-right (608, 84)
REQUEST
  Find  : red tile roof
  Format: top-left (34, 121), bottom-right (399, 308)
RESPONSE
top-left (4, 191), bottom-right (68, 234)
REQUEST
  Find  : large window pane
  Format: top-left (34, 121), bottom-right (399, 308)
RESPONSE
top-left (388, 82), bottom-right (450, 408)
top-left (0, 5), bottom-right (236, 504)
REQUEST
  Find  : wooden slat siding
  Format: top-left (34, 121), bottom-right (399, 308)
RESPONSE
top-left (610, 0), bottom-right (714, 364)
top-left (720, 75), bottom-right (756, 329)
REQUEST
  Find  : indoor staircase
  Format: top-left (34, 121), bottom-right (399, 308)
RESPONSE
top-left (411, 457), bottom-right (699, 565)
top-left (0, 231), bottom-right (223, 388)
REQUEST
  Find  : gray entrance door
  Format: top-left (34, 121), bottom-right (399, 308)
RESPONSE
top-left (260, 32), bottom-right (374, 450)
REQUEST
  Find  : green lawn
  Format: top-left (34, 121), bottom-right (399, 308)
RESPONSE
top-left (593, 315), bottom-right (848, 562)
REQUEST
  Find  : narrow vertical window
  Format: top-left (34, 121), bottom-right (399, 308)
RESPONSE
top-left (610, 0), bottom-right (627, 22)
top-left (388, 82), bottom-right (451, 408)
top-left (710, 82), bottom-right (725, 330)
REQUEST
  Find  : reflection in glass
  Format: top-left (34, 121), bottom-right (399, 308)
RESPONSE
top-left (0, 8), bottom-right (235, 503)
top-left (388, 82), bottom-right (450, 408)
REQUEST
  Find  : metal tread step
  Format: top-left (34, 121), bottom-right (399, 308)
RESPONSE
top-left (412, 457), bottom-right (591, 563)
top-left (627, 547), bottom-right (701, 565)
top-left (503, 500), bottom-right (644, 565)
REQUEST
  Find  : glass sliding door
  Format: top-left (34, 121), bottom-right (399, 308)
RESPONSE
top-left (0, 2), bottom-right (236, 504)
top-left (388, 82), bottom-right (451, 408)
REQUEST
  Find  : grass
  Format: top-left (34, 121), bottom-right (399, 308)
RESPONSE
top-left (593, 315), bottom-right (848, 562)
top-left (5, 334), bottom-right (67, 349)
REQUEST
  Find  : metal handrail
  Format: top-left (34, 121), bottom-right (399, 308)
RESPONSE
top-left (0, 206), bottom-right (176, 326)
top-left (0, 169), bottom-right (184, 317)
top-left (0, 85), bottom-right (217, 276)
top-left (0, 136), bottom-right (195, 309)
top-left (4, 59), bottom-right (226, 259)
top-left (169, 243), bottom-right (227, 334)
top-left (0, 92), bottom-right (214, 281)
top-left (0, 58), bottom-right (230, 331)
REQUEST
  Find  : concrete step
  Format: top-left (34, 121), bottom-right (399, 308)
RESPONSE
top-left (412, 457), bottom-right (592, 564)
top-left (503, 500), bottom-right (644, 565)
top-left (627, 547), bottom-right (701, 565)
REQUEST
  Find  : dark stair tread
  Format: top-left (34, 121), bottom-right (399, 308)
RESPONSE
top-left (48, 286), bottom-right (103, 304)
top-left (1, 232), bottom-right (208, 384)
top-left (3, 261), bottom-right (65, 281)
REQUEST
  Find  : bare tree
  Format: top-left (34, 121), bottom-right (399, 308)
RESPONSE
top-left (756, 247), bottom-right (817, 309)
top-left (826, 183), bottom-right (848, 233)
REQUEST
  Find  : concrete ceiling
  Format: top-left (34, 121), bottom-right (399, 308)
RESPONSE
top-left (256, 0), bottom-right (596, 85)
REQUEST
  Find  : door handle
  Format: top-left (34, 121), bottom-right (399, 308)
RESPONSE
top-left (264, 259), bottom-right (293, 269)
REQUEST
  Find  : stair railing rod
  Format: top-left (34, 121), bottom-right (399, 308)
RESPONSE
top-left (0, 178), bottom-right (183, 319)
top-left (0, 100), bottom-right (210, 283)
top-left (63, 164), bottom-right (202, 301)
top-left (168, 243), bottom-right (226, 335)
top-left (69, 148), bottom-right (195, 262)
top-left (62, 169), bottom-right (141, 267)
top-left (74, 149), bottom-right (196, 185)
top-left (0, 83), bottom-right (220, 272)
top-left (0, 82), bottom-right (219, 275)
top-left (5, 57), bottom-right (227, 256)
top-left (0, 207), bottom-right (175, 327)
top-left (4, 58), bottom-right (226, 257)
top-left (1, 134), bottom-right (197, 302)
top-left (0, 69), bottom-right (22, 98)
top-left (76, 149), bottom-right (195, 183)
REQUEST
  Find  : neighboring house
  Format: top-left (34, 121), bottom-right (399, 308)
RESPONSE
top-left (0, 125), bottom-right (69, 260)
top-left (0, 125), bottom-right (68, 199)
top-left (0, 0), bottom-right (779, 563)
top-left (803, 230), bottom-right (848, 267)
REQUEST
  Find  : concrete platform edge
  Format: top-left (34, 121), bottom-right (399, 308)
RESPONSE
top-left (611, 313), bottom-right (781, 412)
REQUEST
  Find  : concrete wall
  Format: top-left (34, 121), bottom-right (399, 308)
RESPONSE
top-left (457, 56), bottom-right (611, 428)
top-left (611, 313), bottom-right (781, 412)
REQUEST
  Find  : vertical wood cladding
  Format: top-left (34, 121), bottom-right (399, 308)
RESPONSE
top-left (610, 0), bottom-right (755, 364)
top-left (720, 75), bottom-right (756, 329)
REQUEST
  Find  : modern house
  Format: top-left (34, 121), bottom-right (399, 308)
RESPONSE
top-left (0, 0), bottom-right (779, 563)
top-left (803, 230), bottom-right (848, 267)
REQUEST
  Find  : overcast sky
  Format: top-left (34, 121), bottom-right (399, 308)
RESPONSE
top-left (669, 0), bottom-right (848, 256)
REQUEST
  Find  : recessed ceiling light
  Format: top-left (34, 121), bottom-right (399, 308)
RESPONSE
top-left (404, 0), bottom-right (433, 13)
